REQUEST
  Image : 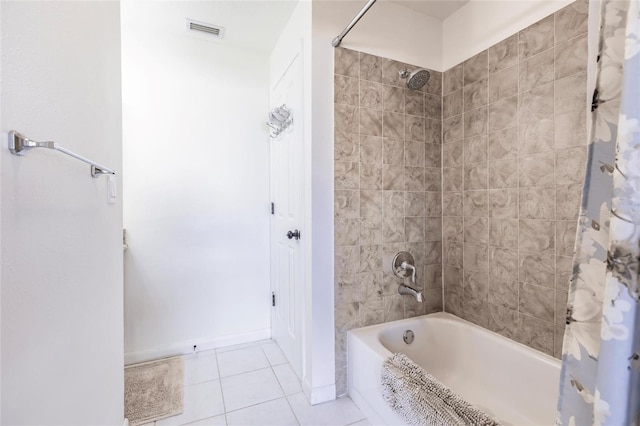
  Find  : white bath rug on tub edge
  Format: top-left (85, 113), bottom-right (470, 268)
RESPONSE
top-left (124, 356), bottom-right (184, 425)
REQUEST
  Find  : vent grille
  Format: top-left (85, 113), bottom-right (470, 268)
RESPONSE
top-left (186, 19), bottom-right (224, 39)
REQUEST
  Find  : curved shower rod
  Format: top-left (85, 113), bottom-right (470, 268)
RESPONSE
top-left (332, 0), bottom-right (377, 48)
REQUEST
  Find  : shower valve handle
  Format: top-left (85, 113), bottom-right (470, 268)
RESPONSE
top-left (401, 261), bottom-right (416, 283)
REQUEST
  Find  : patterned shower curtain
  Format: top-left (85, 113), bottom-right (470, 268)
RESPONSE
top-left (556, 0), bottom-right (640, 425)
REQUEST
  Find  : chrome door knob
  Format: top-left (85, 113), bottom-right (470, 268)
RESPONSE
top-left (287, 229), bottom-right (301, 240)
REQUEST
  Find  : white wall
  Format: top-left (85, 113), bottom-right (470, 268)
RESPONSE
top-left (442, 0), bottom-right (573, 70)
top-left (309, 31), bottom-right (337, 403)
top-left (313, 0), bottom-right (443, 70)
top-left (122, 3), bottom-right (271, 362)
top-left (0, 2), bottom-right (124, 424)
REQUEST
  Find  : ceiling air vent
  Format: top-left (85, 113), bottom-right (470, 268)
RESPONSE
top-left (186, 19), bottom-right (225, 39)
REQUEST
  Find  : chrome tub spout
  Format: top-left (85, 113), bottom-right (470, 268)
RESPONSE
top-left (398, 284), bottom-right (423, 302)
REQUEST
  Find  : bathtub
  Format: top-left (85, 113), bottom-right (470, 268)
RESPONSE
top-left (348, 312), bottom-right (561, 425)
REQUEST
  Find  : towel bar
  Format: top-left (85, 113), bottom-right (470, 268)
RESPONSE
top-left (8, 130), bottom-right (116, 178)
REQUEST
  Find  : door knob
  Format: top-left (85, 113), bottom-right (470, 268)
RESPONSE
top-left (287, 229), bottom-right (301, 240)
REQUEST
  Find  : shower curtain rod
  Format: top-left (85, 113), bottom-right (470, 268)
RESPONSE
top-left (332, 0), bottom-right (377, 48)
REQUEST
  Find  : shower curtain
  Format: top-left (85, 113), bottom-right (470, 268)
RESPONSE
top-left (556, 0), bottom-right (640, 425)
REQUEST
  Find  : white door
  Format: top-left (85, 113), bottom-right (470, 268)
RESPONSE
top-left (270, 52), bottom-right (304, 378)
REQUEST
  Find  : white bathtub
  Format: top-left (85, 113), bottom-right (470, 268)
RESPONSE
top-left (348, 312), bottom-right (561, 425)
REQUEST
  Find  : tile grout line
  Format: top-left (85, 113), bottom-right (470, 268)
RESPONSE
top-left (281, 389), bottom-right (302, 425)
top-left (553, 7), bottom-right (559, 356)
top-left (440, 71), bottom-right (446, 313)
top-left (217, 343), bottom-right (303, 423)
top-left (552, 10), bottom-right (558, 355)
top-left (214, 347), bottom-right (230, 425)
top-left (462, 61), bottom-right (466, 318)
top-left (485, 48), bottom-right (490, 322)
top-left (517, 27), bottom-right (522, 339)
top-left (380, 59), bottom-right (387, 324)
top-left (260, 342), bottom-right (301, 425)
top-left (260, 340), bottom-right (366, 426)
top-left (356, 52), bottom-right (362, 330)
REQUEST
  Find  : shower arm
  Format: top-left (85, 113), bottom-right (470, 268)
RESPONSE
top-left (332, 0), bottom-right (377, 48)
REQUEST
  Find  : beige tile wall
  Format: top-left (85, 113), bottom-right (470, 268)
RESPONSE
top-left (333, 48), bottom-right (443, 394)
top-left (442, 0), bottom-right (588, 357)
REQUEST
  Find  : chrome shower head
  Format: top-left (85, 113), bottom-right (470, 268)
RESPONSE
top-left (399, 68), bottom-right (431, 91)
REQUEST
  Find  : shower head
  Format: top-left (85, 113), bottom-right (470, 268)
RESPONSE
top-left (399, 68), bottom-right (431, 91)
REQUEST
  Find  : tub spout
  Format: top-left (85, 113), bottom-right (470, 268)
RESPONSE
top-left (398, 284), bottom-right (423, 302)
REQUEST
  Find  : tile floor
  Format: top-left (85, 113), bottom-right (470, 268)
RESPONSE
top-left (144, 340), bottom-right (369, 426)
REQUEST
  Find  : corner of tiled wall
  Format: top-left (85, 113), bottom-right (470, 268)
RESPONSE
top-left (442, 0), bottom-right (588, 358)
top-left (333, 47), bottom-right (443, 395)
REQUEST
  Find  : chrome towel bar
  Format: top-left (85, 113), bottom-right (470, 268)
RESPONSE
top-left (8, 130), bottom-right (115, 177)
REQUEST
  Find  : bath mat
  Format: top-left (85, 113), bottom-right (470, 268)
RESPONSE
top-left (382, 353), bottom-right (499, 426)
top-left (124, 356), bottom-right (184, 425)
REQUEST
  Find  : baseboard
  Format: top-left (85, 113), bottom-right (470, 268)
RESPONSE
top-left (123, 418), bottom-right (129, 426)
top-left (302, 378), bottom-right (336, 405)
top-left (124, 329), bottom-right (271, 365)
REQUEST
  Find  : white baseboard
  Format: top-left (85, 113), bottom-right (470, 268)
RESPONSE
top-left (123, 418), bottom-right (129, 426)
top-left (302, 377), bottom-right (336, 405)
top-left (124, 329), bottom-right (271, 365)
